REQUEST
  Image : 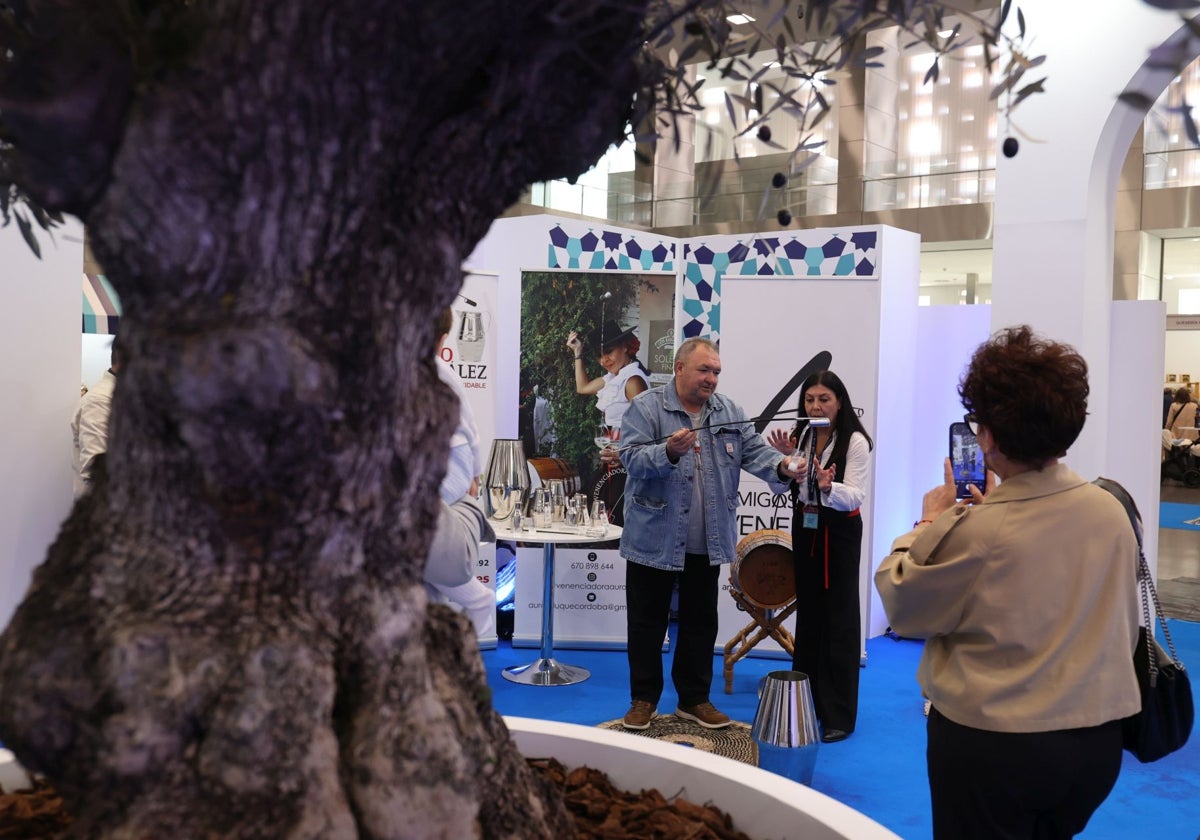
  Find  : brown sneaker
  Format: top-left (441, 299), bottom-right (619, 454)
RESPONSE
top-left (675, 701), bottom-right (731, 729)
top-left (622, 700), bottom-right (657, 730)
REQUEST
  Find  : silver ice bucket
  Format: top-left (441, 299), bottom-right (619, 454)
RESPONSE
top-left (483, 439), bottom-right (530, 522)
top-left (751, 669), bottom-right (820, 785)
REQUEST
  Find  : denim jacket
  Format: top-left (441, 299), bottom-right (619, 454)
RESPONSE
top-left (617, 380), bottom-right (790, 570)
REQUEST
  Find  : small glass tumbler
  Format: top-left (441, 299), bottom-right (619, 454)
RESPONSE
top-left (573, 493), bottom-right (590, 527)
top-left (547, 479), bottom-right (566, 523)
top-left (587, 500), bottom-right (608, 537)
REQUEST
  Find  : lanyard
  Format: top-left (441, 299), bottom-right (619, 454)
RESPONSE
top-left (804, 429), bottom-right (820, 501)
top-left (798, 429), bottom-right (821, 530)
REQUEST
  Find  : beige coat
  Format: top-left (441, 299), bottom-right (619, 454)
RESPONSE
top-left (1166, 400), bottom-right (1197, 438)
top-left (71, 369), bottom-right (117, 498)
top-left (875, 463), bottom-right (1140, 733)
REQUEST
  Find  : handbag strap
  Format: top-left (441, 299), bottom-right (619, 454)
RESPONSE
top-left (1166, 403), bottom-right (1182, 431)
top-left (1092, 477), bottom-right (1184, 679)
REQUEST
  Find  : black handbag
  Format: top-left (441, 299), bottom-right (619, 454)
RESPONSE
top-left (1094, 477), bottom-right (1194, 763)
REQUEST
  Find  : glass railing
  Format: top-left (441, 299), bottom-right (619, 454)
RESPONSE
top-left (525, 171), bottom-right (839, 228)
top-left (522, 183), bottom-right (841, 227)
top-left (524, 163), bottom-right (999, 225)
top-left (862, 168), bottom-right (995, 211)
top-left (1144, 149), bottom-right (1200, 190)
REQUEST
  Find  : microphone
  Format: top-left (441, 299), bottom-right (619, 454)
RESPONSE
top-left (783, 416), bottom-right (831, 472)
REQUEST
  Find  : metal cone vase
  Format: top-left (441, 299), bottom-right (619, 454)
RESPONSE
top-left (751, 669), bottom-right (821, 785)
top-left (483, 438), bottom-right (530, 522)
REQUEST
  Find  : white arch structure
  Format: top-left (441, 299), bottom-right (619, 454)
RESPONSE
top-left (991, 1), bottom-right (1199, 566)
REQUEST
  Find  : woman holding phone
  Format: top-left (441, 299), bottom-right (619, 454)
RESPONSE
top-left (875, 326), bottom-right (1139, 839)
top-left (767, 370), bottom-right (873, 743)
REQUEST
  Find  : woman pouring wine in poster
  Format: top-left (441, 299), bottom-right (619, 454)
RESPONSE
top-left (566, 320), bottom-right (650, 522)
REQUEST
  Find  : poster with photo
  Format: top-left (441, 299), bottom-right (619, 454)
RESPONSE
top-left (512, 269), bottom-right (675, 650)
top-left (517, 269), bottom-right (675, 521)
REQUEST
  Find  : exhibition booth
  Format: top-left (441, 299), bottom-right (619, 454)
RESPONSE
top-left (464, 213), bottom-right (929, 655)
top-left (462, 212), bottom-right (1169, 659)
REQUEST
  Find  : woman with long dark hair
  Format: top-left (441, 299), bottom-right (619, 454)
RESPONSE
top-left (767, 370), bottom-right (873, 743)
top-left (1163, 386), bottom-right (1197, 454)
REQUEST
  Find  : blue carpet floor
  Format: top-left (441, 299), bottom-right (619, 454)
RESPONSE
top-left (1161, 502), bottom-right (1200, 531)
top-left (483, 620), bottom-right (1200, 839)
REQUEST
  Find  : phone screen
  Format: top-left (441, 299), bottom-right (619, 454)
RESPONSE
top-left (949, 422), bottom-right (985, 499)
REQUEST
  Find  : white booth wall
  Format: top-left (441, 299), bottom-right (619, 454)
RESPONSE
top-left (82, 333), bottom-right (117, 391)
top-left (0, 222), bottom-right (84, 630)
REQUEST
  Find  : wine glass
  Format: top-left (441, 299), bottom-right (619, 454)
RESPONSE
top-left (594, 423), bottom-right (618, 451)
top-left (784, 452), bottom-right (808, 474)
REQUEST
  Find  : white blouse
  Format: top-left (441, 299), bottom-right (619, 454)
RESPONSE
top-left (793, 429), bottom-right (871, 512)
top-left (595, 362), bottom-right (649, 428)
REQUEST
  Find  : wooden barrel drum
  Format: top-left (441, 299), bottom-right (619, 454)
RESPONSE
top-left (731, 529), bottom-right (795, 609)
top-left (528, 456), bottom-right (581, 496)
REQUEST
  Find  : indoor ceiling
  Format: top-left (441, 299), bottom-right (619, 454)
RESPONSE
top-left (919, 247), bottom-right (992, 287)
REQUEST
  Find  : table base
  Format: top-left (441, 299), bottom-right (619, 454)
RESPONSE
top-left (502, 657), bottom-right (591, 686)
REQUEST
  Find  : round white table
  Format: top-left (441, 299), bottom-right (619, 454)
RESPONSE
top-left (492, 521), bottom-right (622, 686)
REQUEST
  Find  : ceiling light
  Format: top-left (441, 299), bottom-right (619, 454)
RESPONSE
top-left (727, 14), bottom-right (755, 25)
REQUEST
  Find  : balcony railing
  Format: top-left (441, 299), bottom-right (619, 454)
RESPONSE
top-left (1144, 148), bottom-right (1200, 190)
top-left (524, 163), bottom-right (997, 226)
top-left (861, 168), bottom-right (995, 212)
top-left (526, 173), bottom-right (839, 229)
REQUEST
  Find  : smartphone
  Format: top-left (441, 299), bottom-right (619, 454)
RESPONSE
top-left (949, 421), bottom-right (985, 500)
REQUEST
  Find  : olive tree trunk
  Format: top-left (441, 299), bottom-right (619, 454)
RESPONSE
top-left (0, 1), bottom-right (644, 836)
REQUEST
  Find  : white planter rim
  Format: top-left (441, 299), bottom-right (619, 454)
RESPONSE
top-left (505, 715), bottom-right (900, 840)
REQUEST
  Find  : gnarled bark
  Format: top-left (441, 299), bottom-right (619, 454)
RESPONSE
top-left (0, 1), bottom-right (645, 835)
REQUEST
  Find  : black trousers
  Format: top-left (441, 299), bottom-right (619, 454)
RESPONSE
top-left (625, 553), bottom-right (720, 708)
top-left (791, 512), bottom-right (862, 732)
top-left (927, 707), bottom-right (1124, 839)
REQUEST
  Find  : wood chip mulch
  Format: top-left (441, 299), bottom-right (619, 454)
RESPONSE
top-left (0, 762), bottom-right (755, 839)
top-left (0, 780), bottom-right (73, 838)
top-left (529, 757), bottom-right (753, 840)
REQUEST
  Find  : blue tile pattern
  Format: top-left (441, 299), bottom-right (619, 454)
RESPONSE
top-left (680, 230), bottom-right (878, 340)
top-left (548, 223), bottom-right (676, 272)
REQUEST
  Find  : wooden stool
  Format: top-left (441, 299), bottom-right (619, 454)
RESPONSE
top-left (722, 589), bottom-right (796, 693)
top-left (722, 529), bottom-right (796, 694)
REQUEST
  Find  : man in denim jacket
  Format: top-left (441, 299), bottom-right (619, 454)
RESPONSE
top-left (616, 337), bottom-right (802, 730)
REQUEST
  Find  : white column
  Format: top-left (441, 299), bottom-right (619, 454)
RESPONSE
top-left (991, 0), bottom-right (1189, 486)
